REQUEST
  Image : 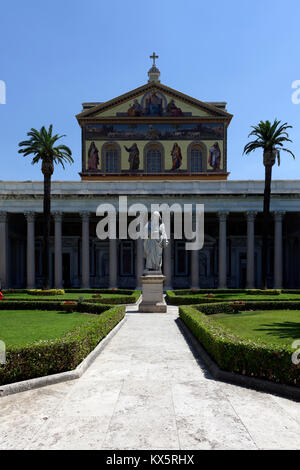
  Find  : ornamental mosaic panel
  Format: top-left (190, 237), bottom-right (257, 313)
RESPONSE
top-left (84, 122), bottom-right (225, 141)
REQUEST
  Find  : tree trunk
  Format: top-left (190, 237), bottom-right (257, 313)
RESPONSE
top-left (261, 163), bottom-right (272, 289)
top-left (42, 172), bottom-right (51, 290)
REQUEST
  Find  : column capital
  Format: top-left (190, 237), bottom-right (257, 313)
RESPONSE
top-left (218, 211), bottom-right (229, 221)
top-left (53, 211), bottom-right (63, 222)
top-left (24, 211), bottom-right (36, 222)
top-left (273, 211), bottom-right (285, 222)
top-left (246, 211), bottom-right (257, 221)
top-left (80, 211), bottom-right (90, 221)
top-left (0, 211), bottom-right (8, 223)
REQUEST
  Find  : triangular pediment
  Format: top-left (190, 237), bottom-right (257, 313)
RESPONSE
top-left (76, 82), bottom-right (233, 122)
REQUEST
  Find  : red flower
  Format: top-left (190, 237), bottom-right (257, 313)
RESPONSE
top-left (0, 291), bottom-right (3, 300)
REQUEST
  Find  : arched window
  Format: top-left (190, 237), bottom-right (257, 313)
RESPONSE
top-left (102, 143), bottom-right (120, 173)
top-left (188, 142), bottom-right (206, 173)
top-left (144, 143), bottom-right (164, 173)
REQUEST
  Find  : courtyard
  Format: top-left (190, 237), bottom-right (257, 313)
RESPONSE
top-left (1, 0), bottom-right (300, 454)
top-left (1, 304), bottom-right (300, 450)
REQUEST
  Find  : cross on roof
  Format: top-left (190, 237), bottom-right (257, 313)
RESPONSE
top-left (150, 52), bottom-right (158, 66)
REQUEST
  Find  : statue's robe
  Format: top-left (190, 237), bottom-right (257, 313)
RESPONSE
top-left (143, 221), bottom-right (168, 271)
top-left (88, 144), bottom-right (99, 170)
top-left (125, 144), bottom-right (140, 170)
top-left (209, 144), bottom-right (221, 169)
top-left (171, 145), bottom-right (183, 170)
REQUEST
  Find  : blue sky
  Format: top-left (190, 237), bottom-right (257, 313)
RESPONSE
top-left (0, 0), bottom-right (299, 181)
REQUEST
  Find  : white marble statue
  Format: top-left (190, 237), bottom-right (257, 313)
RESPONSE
top-left (143, 211), bottom-right (169, 272)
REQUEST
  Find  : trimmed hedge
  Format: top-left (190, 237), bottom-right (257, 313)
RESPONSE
top-left (65, 289), bottom-right (136, 295)
top-left (0, 300), bottom-right (124, 313)
top-left (166, 290), bottom-right (300, 305)
top-left (179, 305), bottom-right (300, 387)
top-left (166, 290), bottom-right (224, 305)
top-left (0, 305), bottom-right (125, 386)
top-left (85, 291), bottom-right (140, 304)
top-left (2, 288), bottom-right (138, 295)
top-left (172, 289), bottom-right (284, 295)
top-left (194, 300), bottom-right (300, 315)
top-left (0, 291), bottom-right (141, 305)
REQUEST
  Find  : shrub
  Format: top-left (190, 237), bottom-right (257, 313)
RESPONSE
top-left (92, 294), bottom-right (102, 299)
top-left (246, 289), bottom-right (281, 295)
top-left (195, 300), bottom-right (300, 315)
top-left (64, 289), bottom-right (136, 295)
top-left (166, 289), bottom-right (300, 306)
top-left (0, 305), bottom-right (125, 386)
top-left (179, 305), bottom-right (300, 387)
top-left (61, 301), bottom-right (77, 312)
top-left (166, 290), bottom-right (224, 305)
top-left (0, 291), bottom-right (141, 305)
top-left (28, 289), bottom-right (65, 296)
top-left (0, 300), bottom-right (115, 314)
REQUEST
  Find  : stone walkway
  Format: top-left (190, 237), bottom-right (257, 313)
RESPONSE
top-left (1, 305), bottom-right (300, 450)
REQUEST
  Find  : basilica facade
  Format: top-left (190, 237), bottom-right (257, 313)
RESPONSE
top-left (0, 60), bottom-right (300, 290)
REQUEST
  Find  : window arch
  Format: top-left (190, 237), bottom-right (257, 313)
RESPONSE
top-left (187, 142), bottom-right (207, 173)
top-left (101, 142), bottom-right (121, 173)
top-left (143, 142), bottom-right (165, 173)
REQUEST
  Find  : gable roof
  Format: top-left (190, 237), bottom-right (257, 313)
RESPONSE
top-left (76, 82), bottom-right (233, 123)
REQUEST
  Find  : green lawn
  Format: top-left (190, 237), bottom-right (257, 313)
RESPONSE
top-left (211, 310), bottom-right (300, 348)
top-left (0, 310), bottom-right (99, 347)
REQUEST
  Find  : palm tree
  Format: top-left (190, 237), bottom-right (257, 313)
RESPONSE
top-left (19, 125), bottom-right (73, 289)
top-left (243, 119), bottom-right (295, 289)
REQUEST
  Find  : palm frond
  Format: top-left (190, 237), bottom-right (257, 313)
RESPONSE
top-left (243, 119), bottom-right (295, 165)
top-left (18, 125), bottom-right (73, 171)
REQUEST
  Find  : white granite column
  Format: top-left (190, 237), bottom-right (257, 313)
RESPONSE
top-left (54, 212), bottom-right (63, 289)
top-left (0, 212), bottom-right (8, 289)
top-left (109, 238), bottom-right (118, 288)
top-left (163, 238), bottom-right (172, 290)
top-left (24, 212), bottom-right (36, 289)
top-left (136, 238), bottom-right (144, 289)
top-left (191, 249), bottom-right (199, 289)
top-left (246, 211), bottom-right (257, 289)
top-left (218, 211), bottom-right (228, 289)
top-left (80, 212), bottom-right (90, 288)
top-left (274, 211), bottom-right (285, 289)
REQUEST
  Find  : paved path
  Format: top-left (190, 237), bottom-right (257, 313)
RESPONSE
top-left (1, 305), bottom-right (300, 450)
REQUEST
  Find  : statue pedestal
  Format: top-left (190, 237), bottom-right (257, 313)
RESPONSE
top-left (138, 272), bottom-right (167, 313)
